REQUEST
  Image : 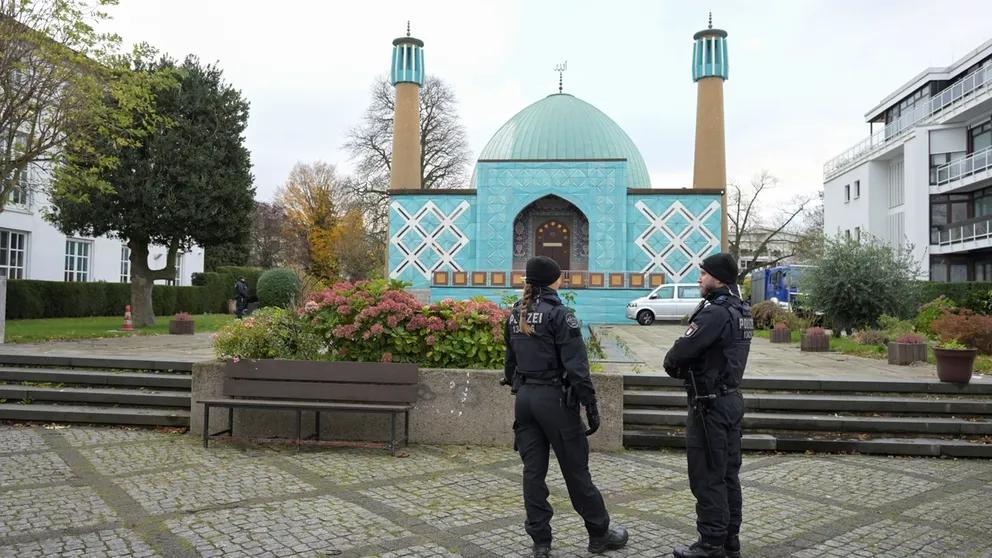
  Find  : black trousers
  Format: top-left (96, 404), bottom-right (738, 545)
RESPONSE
top-left (235, 296), bottom-right (247, 318)
top-left (686, 393), bottom-right (744, 546)
top-left (513, 384), bottom-right (610, 544)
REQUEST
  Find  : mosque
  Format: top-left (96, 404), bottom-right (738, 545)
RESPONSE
top-left (386, 19), bottom-right (731, 323)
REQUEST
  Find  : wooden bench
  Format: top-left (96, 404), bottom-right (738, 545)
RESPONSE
top-left (198, 360), bottom-right (418, 454)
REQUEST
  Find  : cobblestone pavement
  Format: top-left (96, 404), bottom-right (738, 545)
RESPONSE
top-left (1, 424), bottom-right (989, 558)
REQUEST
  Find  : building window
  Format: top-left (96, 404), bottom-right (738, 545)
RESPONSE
top-left (930, 257), bottom-right (947, 282)
top-left (174, 253), bottom-right (184, 286)
top-left (845, 229), bottom-right (851, 240)
top-left (855, 227), bottom-right (861, 242)
top-left (854, 180), bottom-right (860, 199)
top-left (64, 239), bottom-right (91, 282)
top-left (120, 245), bottom-right (130, 283)
top-left (889, 159), bottom-right (905, 207)
top-left (970, 119), bottom-right (992, 153)
top-left (844, 184), bottom-right (850, 203)
top-left (0, 230), bottom-right (27, 279)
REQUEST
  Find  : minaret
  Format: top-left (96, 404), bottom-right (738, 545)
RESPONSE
top-left (390, 22), bottom-right (424, 190)
top-left (691, 13), bottom-right (730, 251)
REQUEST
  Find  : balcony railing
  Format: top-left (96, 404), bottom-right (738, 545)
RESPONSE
top-left (931, 218), bottom-right (992, 247)
top-left (825, 66), bottom-right (992, 179)
top-left (934, 145), bottom-right (992, 186)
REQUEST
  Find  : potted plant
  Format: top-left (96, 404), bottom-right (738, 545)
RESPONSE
top-left (801, 326), bottom-right (829, 352)
top-left (169, 312), bottom-right (195, 335)
top-left (770, 321), bottom-right (791, 343)
top-left (933, 339), bottom-right (976, 383)
top-left (887, 333), bottom-right (928, 365)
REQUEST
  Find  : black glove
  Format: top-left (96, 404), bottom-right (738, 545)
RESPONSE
top-left (663, 358), bottom-right (681, 379)
top-left (584, 401), bottom-right (600, 436)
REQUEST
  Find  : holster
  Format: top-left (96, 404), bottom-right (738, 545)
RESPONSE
top-left (564, 384), bottom-right (577, 408)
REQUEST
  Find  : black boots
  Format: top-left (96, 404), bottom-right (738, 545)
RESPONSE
top-left (724, 535), bottom-right (741, 558)
top-left (588, 525), bottom-right (629, 554)
top-left (673, 540), bottom-right (726, 558)
top-left (532, 542), bottom-right (551, 558)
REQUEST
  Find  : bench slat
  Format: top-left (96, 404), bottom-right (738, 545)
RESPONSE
top-left (223, 379), bottom-right (418, 404)
top-left (199, 398), bottom-right (411, 412)
top-left (226, 360), bottom-right (418, 384)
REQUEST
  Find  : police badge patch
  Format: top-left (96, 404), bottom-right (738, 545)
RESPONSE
top-left (565, 313), bottom-right (580, 328)
top-left (683, 323), bottom-right (698, 337)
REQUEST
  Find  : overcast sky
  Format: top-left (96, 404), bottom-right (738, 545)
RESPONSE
top-left (104, 0), bottom-right (992, 205)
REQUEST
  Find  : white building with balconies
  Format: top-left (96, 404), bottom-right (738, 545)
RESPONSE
top-left (823, 38), bottom-right (992, 282)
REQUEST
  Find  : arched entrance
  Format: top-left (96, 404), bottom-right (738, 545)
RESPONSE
top-left (512, 195), bottom-right (589, 271)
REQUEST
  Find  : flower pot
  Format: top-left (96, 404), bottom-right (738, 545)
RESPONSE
top-left (933, 347), bottom-right (977, 383)
top-left (770, 327), bottom-right (791, 343)
top-left (800, 333), bottom-right (829, 352)
top-left (169, 320), bottom-right (195, 335)
top-left (887, 342), bottom-right (928, 365)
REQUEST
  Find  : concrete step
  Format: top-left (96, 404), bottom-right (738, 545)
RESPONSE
top-left (0, 354), bottom-right (193, 372)
top-left (624, 389), bottom-right (992, 415)
top-left (622, 374), bottom-right (992, 395)
top-left (0, 384), bottom-right (190, 408)
top-left (624, 429), bottom-right (992, 458)
top-left (0, 368), bottom-right (191, 390)
top-left (624, 408), bottom-right (992, 435)
top-left (0, 403), bottom-right (190, 427)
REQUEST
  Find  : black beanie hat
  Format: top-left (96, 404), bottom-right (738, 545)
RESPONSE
top-left (525, 256), bottom-right (562, 287)
top-left (700, 252), bottom-right (738, 285)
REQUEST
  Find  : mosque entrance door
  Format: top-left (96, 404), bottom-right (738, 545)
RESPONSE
top-left (535, 219), bottom-right (570, 270)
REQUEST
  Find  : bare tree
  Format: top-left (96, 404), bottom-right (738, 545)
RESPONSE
top-left (728, 170), bottom-right (814, 282)
top-left (344, 75), bottom-right (471, 243)
top-left (249, 201), bottom-right (292, 269)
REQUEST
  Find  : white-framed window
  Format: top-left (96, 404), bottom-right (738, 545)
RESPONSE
top-left (855, 226), bottom-right (861, 242)
top-left (120, 244), bottom-right (130, 283)
top-left (844, 184), bottom-right (851, 202)
top-left (174, 252), bottom-right (184, 285)
top-left (845, 229), bottom-right (851, 240)
top-left (854, 180), bottom-right (861, 199)
top-left (64, 239), bottom-right (91, 282)
top-left (0, 230), bottom-right (28, 279)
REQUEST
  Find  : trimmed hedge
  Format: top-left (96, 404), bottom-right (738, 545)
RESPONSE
top-left (7, 280), bottom-right (220, 319)
top-left (256, 268), bottom-right (300, 309)
top-left (912, 282), bottom-right (992, 314)
top-left (192, 266), bottom-right (265, 313)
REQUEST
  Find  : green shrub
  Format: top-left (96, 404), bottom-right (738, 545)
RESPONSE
top-left (5, 279), bottom-right (215, 319)
top-left (852, 329), bottom-right (888, 346)
top-left (213, 307), bottom-right (321, 360)
top-left (931, 309), bottom-right (992, 354)
top-left (912, 281), bottom-right (992, 314)
top-left (914, 296), bottom-right (957, 335)
top-left (751, 301), bottom-right (790, 329)
top-left (256, 268), bottom-right (301, 308)
top-left (878, 314), bottom-right (915, 337)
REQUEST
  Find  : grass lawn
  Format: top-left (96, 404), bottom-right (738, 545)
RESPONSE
top-left (754, 328), bottom-right (992, 373)
top-left (4, 314), bottom-right (236, 344)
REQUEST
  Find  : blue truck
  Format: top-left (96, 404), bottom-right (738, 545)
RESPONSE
top-left (750, 264), bottom-right (814, 311)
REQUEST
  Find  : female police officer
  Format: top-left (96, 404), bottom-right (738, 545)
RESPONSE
top-left (503, 255), bottom-right (628, 558)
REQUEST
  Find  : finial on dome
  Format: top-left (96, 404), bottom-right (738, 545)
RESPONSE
top-left (406, 20), bottom-right (411, 36)
top-left (708, 12), bottom-right (712, 29)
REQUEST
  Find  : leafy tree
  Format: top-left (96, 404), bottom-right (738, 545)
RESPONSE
top-left (47, 55), bottom-right (255, 326)
top-left (805, 237), bottom-right (920, 336)
top-left (274, 161), bottom-right (350, 280)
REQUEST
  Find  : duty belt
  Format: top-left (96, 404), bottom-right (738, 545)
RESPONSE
top-left (520, 377), bottom-right (562, 387)
top-left (692, 386), bottom-right (739, 401)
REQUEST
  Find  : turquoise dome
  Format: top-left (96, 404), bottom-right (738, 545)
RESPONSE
top-left (475, 93), bottom-right (651, 188)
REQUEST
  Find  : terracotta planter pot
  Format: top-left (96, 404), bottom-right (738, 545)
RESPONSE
top-left (801, 333), bottom-right (829, 352)
top-left (934, 347), bottom-right (976, 383)
top-left (887, 342), bottom-right (928, 365)
top-left (169, 320), bottom-right (195, 335)
top-left (770, 328), bottom-right (791, 343)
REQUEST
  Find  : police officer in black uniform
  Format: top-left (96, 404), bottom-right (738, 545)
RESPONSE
top-left (664, 253), bottom-right (753, 558)
top-left (504, 256), bottom-right (628, 558)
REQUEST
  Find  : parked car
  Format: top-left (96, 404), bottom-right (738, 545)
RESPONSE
top-left (626, 283), bottom-right (703, 326)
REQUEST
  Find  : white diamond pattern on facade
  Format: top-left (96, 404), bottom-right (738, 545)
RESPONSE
top-left (634, 200), bottom-right (719, 281)
top-left (390, 201), bottom-right (470, 279)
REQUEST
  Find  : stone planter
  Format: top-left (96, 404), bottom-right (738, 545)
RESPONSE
top-left (800, 332), bottom-right (829, 352)
top-left (190, 362), bottom-right (624, 451)
top-left (934, 348), bottom-right (977, 384)
top-left (227, 299), bottom-right (236, 314)
top-left (887, 342), bottom-right (927, 365)
top-left (169, 319), bottom-right (195, 335)
top-left (770, 327), bottom-right (791, 343)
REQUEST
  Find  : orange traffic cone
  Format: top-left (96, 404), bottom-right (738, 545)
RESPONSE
top-left (122, 305), bottom-right (134, 331)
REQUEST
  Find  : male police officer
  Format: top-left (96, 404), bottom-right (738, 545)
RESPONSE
top-left (664, 253), bottom-right (752, 558)
top-left (504, 256), bottom-right (628, 557)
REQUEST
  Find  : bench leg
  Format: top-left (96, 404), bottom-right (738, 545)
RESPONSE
top-left (314, 411), bottom-right (320, 441)
top-left (404, 410), bottom-right (410, 446)
top-left (228, 407), bottom-right (234, 437)
top-left (390, 413), bottom-right (397, 456)
top-left (296, 409), bottom-right (302, 451)
top-left (202, 404), bottom-right (210, 448)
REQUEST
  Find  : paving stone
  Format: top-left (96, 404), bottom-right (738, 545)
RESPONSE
top-left (0, 485), bottom-right (116, 537)
top-left (285, 447), bottom-right (462, 485)
top-left (0, 451), bottom-right (74, 487)
top-left (169, 496), bottom-right (410, 556)
top-left (739, 456), bottom-right (941, 507)
top-left (116, 461), bottom-right (313, 514)
top-left (359, 542), bottom-right (463, 557)
top-left (434, 445), bottom-right (520, 466)
top-left (832, 454), bottom-right (992, 482)
top-left (0, 528), bottom-right (158, 558)
top-left (501, 451), bottom-right (683, 496)
top-left (363, 471), bottom-right (521, 529)
top-left (900, 486), bottom-right (992, 533)
top-left (791, 519), bottom-right (989, 558)
top-left (78, 438), bottom-right (240, 476)
top-left (0, 426), bottom-right (47, 453)
top-left (59, 426), bottom-right (179, 447)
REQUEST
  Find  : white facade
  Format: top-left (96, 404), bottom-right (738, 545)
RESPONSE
top-left (0, 175), bottom-right (204, 285)
top-left (823, 38), bottom-right (992, 282)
